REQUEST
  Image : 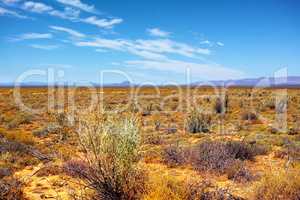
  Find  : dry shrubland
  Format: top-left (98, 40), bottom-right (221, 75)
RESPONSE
top-left (0, 87), bottom-right (299, 199)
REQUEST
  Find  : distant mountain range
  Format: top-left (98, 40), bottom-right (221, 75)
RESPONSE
top-left (1, 77), bottom-right (300, 88)
top-left (192, 76), bottom-right (300, 87)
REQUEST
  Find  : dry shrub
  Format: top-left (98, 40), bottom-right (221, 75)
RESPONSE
top-left (142, 133), bottom-right (162, 145)
top-left (254, 169), bottom-right (300, 200)
top-left (189, 140), bottom-right (267, 174)
top-left (144, 175), bottom-right (244, 200)
top-left (186, 107), bottom-right (212, 133)
top-left (1, 131), bottom-right (34, 145)
top-left (162, 144), bottom-right (186, 167)
top-left (6, 112), bottom-right (32, 129)
top-left (214, 95), bottom-right (228, 114)
top-left (225, 141), bottom-right (268, 161)
top-left (0, 177), bottom-right (25, 200)
top-left (241, 111), bottom-right (258, 121)
top-left (225, 161), bottom-right (254, 183)
top-left (70, 112), bottom-right (146, 200)
top-left (190, 140), bottom-right (234, 173)
top-left (36, 164), bottom-right (62, 177)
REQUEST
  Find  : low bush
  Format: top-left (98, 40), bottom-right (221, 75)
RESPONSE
top-left (214, 95), bottom-right (228, 114)
top-left (254, 169), bottom-right (300, 200)
top-left (189, 140), bottom-right (267, 173)
top-left (189, 140), bottom-right (234, 173)
top-left (142, 133), bottom-right (162, 145)
top-left (6, 112), bottom-right (33, 129)
top-left (186, 107), bottom-right (212, 133)
top-left (2, 131), bottom-right (34, 145)
top-left (162, 144), bottom-right (186, 167)
top-left (0, 178), bottom-right (24, 200)
top-left (144, 176), bottom-right (244, 200)
top-left (225, 141), bottom-right (268, 161)
top-left (225, 161), bottom-right (254, 183)
top-left (241, 111), bottom-right (258, 121)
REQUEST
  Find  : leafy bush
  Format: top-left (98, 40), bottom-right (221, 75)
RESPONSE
top-left (254, 169), bottom-right (300, 200)
top-left (186, 107), bottom-right (212, 133)
top-left (71, 112), bottom-right (146, 200)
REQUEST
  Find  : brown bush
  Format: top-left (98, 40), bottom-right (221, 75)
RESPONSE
top-left (0, 178), bottom-right (25, 200)
top-left (254, 169), bottom-right (300, 200)
top-left (162, 145), bottom-right (186, 167)
top-left (225, 161), bottom-right (254, 183)
top-left (189, 141), bottom-right (234, 173)
top-left (189, 140), bottom-right (267, 173)
top-left (6, 112), bottom-right (32, 129)
top-left (241, 112), bottom-right (258, 121)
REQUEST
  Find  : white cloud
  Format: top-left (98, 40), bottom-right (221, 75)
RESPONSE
top-left (127, 48), bottom-right (167, 60)
top-left (125, 59), bottom-right (244, 80)
top-left (56, 0), bottom-right (96, 13)
top-left (75, 38), bottom-right (127, 50)
top-left (22, 1), bottom-right (53, 13)
top-left (133, 39), bottom-right (210, 57)
top-left (13, 33), bottom-right (53, 41)
top-left (200, 40), bottom-right (211, 45)
top-left (30, 44), bottom-right (59, 50)
top-left (49, 7), bottom-right (80, 20)
top-left (82, 16), bottom-right (123, 29)
top-left (50, 25), bottom-right (85, 38)
top-left (147, 28), bottom-right (171, 37)
top-left (0, 6), bottom-right (27, 18)
top-left (217, 42), bottom-right (224, 47)
top-left (75, 37), bottom-right (210, 60)
top-left (21, 1), bottom-right (80, 20)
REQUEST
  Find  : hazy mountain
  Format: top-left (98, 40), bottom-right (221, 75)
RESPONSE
top-left (193, 76), bottom-right (300, 87)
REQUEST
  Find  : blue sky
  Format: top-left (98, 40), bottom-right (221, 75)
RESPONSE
top-left (0, 0), bottom-right (299, 84)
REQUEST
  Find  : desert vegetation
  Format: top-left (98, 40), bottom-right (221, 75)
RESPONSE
top-left (0, 87), bottom-right (300, 199)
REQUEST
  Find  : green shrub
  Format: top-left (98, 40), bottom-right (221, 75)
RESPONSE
top-left (72, 112), bottom-right (146, 200)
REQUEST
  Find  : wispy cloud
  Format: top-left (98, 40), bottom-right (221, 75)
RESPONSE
top-left (75, 37), bottom-right (210, 59)
top-left (0, 7), bottom-right (28, 18)
top-left (125, 59), bottom-right (244, 80)
top-left (147, 28), bottom-right (171, 37)
top-left (30, 44), bottom-right (59, 50)
top-left (82, 16), bottom-right (123, 29)
top-left (18, 1), bottom-right (122, 29)
top-left (12, 33), bottom-right (53, 41)
top-left (50, 25), bottom-right (85, 38)
top-left (56, 0), bottom-right (96, 13)
top-left (49, 7), bottom-right (80, 20)
top-left (76, 38), bottom-right (126, 50)
top-left (217, 42), bottom-right (224, 47)
top-left (22, 1), bottom-right (53, 13)
top-left (200, 40), bottom-right (211, 45)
